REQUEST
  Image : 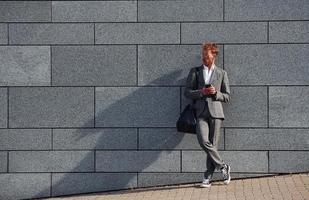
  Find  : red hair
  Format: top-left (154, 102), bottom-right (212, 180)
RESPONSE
top-left (202, 42), bottom-right (219, 56)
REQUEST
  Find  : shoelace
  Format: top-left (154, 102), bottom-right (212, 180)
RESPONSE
top-left (221, 165), bottom-right (228, 178)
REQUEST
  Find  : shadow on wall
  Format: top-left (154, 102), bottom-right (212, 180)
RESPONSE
top-left (35, 69), bottom-right (191, 198)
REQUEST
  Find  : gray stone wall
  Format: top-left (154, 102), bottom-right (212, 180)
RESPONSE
top-left (0, 0), bottom-right (308, 199)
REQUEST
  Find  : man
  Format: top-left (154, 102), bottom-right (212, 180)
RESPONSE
top-left (184, 42), bottom-right (231, 187)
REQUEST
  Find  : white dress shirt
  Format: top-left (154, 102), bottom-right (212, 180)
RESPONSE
top-left (203, 63), bottom-right (216, 85)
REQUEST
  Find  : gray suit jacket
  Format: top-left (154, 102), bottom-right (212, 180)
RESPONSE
top-left (184, 64), bottom-right (231, 119)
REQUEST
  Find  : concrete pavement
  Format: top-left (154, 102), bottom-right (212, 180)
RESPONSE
top-left (41, 173), bottom-right (309, 200)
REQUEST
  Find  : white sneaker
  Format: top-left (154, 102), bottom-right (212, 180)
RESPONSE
top-left (200, 178), bottom-right (211, 188)
top-left (221, 164), bottom-right (231, 185)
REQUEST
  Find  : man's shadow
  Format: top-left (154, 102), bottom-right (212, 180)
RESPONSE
top-left (34, 69), bottom-right (206, 199)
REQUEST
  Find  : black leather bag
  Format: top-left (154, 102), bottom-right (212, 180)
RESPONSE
top-left (176, 104), bottom-right (197, 134)
top-left (176, 67), bottom-right (199, 134)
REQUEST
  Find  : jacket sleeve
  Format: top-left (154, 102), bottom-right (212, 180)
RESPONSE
top-left (184, 68), bottom-right (204, 100)
top-left (214, 70), bottom-right (230, 103)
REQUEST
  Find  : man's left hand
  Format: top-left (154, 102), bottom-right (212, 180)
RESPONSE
top-left (208, 86), bottom-right (216, 94)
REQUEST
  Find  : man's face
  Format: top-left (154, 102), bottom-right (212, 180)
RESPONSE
top-left (202, 49), bottom-right (216, 66)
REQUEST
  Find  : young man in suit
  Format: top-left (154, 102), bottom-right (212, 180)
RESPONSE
top-left (184, 42), bottom-right (231, 187)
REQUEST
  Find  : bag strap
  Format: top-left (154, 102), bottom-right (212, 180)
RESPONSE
top-left (192, 66), bottom-right (200, 104)
top-left (194, 66), bottom-right (199, 89)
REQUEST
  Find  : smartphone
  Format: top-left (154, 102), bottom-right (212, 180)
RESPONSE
top-left (204, 84), bottom-right (212, 88)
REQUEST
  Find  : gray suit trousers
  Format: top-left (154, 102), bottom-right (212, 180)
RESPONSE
top-left (196, 102), bottom-right (225, 180)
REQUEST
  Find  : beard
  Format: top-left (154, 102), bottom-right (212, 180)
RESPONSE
top-left (203, 57), bottom-right (214, 66)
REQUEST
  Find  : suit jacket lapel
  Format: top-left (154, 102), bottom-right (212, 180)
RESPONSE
top-left (209, 65), bottom-right (218, 85)
top-left (199, 65), bottom-right (205, 85)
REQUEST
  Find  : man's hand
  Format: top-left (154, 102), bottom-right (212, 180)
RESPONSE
top-left (200, 86), bottom-right (216, 95)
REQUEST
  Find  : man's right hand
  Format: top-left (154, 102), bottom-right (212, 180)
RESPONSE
top-left (200, 86), bottom-right (215, 95)
top-left (200, 87), bottom-right (210, 95)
